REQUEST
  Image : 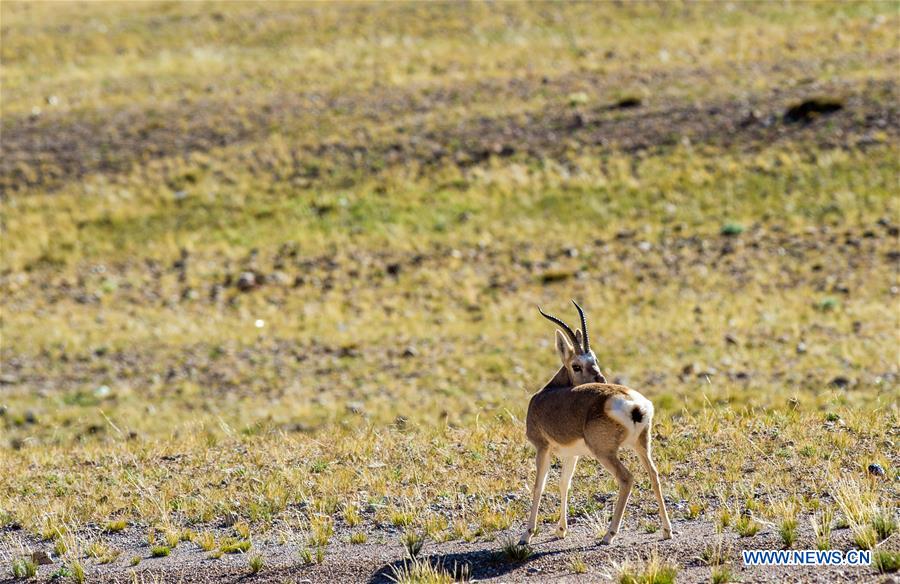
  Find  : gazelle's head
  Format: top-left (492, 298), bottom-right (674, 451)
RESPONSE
top-left (539, 300), bottom-right (606, 386)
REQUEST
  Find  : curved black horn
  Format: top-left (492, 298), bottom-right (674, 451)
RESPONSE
top-left (538, 306), bottom-right (581, 351)
top-left (572, 299), bottom-right (590, 352)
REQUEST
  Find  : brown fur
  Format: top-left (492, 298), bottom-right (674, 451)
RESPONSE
top-left (519, 338), bottom-right (672, 545)
top-left (525, 379), bottom-right (631, 447)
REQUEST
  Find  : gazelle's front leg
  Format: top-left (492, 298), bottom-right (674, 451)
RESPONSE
top-left (556, 456), bottom-right (578, 538)
top-left (520, 447), bottom-right (550, 544)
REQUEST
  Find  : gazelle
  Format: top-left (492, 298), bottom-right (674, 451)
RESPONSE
top-left (519, 301), bottom-right (672, 545)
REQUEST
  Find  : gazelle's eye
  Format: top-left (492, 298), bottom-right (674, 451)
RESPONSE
top-left (572, 365), bottom-right (582, 372)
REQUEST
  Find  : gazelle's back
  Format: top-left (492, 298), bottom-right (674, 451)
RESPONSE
top-left (520, 302), bottom-right (672, 545)
top-left (526, 383), bottom-right (653, 451)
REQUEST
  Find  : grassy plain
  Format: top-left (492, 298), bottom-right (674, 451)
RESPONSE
top-left (1, 2), bottom-right (898, 582)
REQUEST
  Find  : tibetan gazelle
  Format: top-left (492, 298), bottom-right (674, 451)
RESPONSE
top-left (519, 301), bottom-right (672, 545)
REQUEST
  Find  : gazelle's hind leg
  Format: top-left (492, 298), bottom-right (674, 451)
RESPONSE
top-left (585, 419), bottom-right (633, 545)
top-left (634, 426), bottom-right (672, 539)
top-left (595, 454), bottom-right (633, 545)
top-left (555, 456), bottom-right (578, 538)
top-left (520, 446), bottom-right (551, 544)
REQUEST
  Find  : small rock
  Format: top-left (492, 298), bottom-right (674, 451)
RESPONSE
top-left (540, 270), bottom-right (574, 283)
top-left (681, 363), bottom-right (716, 378)
top-left (236, 272), bottom-right (257, 292)
top-left (784, 98), bottom-right (844, 123)
top-left (338, 345), bottom-right (359, 358)
top-left (724, 334), bottom-right (739, 346)
top-left (867, 463), bottom-right (885, 478)
top-left (267, 271), bottom-right (290, 285)
top-left (830, 376), bottom-right (850, 389)
top-left (222, 512), bottom-right (239, 527)
top-left (401, 346), bottom-right (417, 358)
top-left (386, 263), bottom-right (401, 276)
top-left (346, 401), bottom-right (364, 414)
top-left (832, 283), bottom-right (850, 294)
top-left (796, 342), bottom-right (807, 354)
top-left (32, 550), bottom-right (54, 565)
top-left (614, 96), bottom-right (642, 109)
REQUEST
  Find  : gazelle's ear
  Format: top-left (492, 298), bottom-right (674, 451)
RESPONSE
top-left (574, 329), bottom-right (583, 349)
top-left (555, 329), bottom-right (574, 363)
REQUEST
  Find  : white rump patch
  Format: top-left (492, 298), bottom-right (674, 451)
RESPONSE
top-left (605, 389), bottom-right (654, 447)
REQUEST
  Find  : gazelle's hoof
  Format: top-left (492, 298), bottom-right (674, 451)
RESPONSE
top-left (519, 531), bottom-right (533, 545)
top-left (599, 532), bottom-right (616, 545)
top-left (555, 525), bottom-right (567, 539)
top-left (661, 529), bottom-right (673, 540)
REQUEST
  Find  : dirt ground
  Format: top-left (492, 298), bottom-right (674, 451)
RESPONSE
top-left (3, 516), bottom-right (896, 583)
top-left (2, 64), bottom-right (896, 195)
top-left (3, 5), bottom-right (897, 583)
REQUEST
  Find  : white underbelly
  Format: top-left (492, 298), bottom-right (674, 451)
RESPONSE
top-left (552, 438), bottom-right (593, 458)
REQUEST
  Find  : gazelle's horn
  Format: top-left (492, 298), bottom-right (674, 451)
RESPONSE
top-left (538, 306), bottom-right (582, 351)
top-left (572, 299), bottom-right (590, 353)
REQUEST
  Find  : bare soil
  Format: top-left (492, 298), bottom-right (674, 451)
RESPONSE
top-left (2, 517), bottom-right (895, 583)
top-left (2, 57), bottom-right (896, 195)
top-left (4, 221), bottom-right (897, 404)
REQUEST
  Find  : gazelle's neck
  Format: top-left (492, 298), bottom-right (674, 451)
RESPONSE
top-left (543, 365), bottom-right (570, 390)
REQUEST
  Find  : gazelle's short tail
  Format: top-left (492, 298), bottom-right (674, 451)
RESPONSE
top-left (606, 389), bottom-right (654, 446)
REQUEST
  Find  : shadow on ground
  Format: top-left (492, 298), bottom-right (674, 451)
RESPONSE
top-left (368, 538), bottom-right (586, 583)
